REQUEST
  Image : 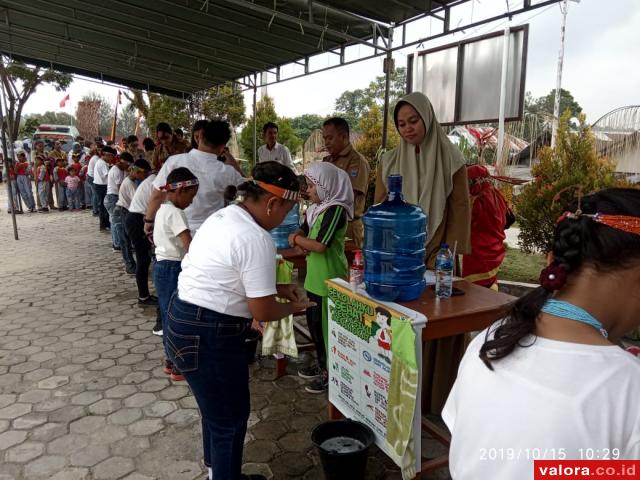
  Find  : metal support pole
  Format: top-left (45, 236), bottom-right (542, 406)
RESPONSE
top-left (551, 0), bottom-right (569, 148)
top-left (0, 76), bottom-right (19, 240)
top-left (252, 73), bottom-right (257, 169)
top-left (381, 26), bottom-right (394, 150)
top-left (497, 27), bottom-right (510, 171)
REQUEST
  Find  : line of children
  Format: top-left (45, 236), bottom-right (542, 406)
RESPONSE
top-left (152, 167), bottom-right (198, 382)
top-left (288, 162), bottom-right (354, 394)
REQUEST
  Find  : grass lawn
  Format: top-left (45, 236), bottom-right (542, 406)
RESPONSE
top-left (499, 247), bottom-right (547, 284)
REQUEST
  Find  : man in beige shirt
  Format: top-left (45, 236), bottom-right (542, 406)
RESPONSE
top-left (322, 117), bottom-right (370, 248)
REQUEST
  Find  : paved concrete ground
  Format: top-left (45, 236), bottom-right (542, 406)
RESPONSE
top-left (0, 188), bottom-right (450, 480)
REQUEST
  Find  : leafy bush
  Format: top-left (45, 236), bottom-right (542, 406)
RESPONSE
top-left (515, 111), bottom-right (621, 253)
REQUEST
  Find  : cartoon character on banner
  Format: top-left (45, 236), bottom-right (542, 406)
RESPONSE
top-left (369, 306), bottom-right (392, 364)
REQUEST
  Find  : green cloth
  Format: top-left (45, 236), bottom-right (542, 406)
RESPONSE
top-left (303, 209), bottom-right (348, 297)
top-left (386, 317), bottom-right (419, 480)
top-left (380, 91), bottom-right (466, 244)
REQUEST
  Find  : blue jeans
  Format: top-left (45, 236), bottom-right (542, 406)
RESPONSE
top-left (153, 259), bottom-right (182, 356)
top-left (56, 183), bottom-right (67, 209)
top-left (104, 193), bottom-right (119, 247)
top-left (67, 188), bottom-right (81, 209)
top-left (16, 175), bottom-right (35, 210)
top-left (113, 206), bottom-right (134, 269)
top-left (166, 294), bottom-right (251, 478)
top-left (88, 175), bottom-right (99, 214)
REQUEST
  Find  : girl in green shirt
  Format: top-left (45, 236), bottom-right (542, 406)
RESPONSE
top-left (288, 162), bottom-right (354, 393)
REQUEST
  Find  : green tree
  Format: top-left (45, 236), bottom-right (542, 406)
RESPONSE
top-left (18, 117), bottom-right (40, 139)
top-left (352, 104), bottom-right (400, 207)
top-left (333, 67), bottom-right (407, 132)
top-left (290, 114), bottom-right (325, 143)
top-left (116, 104), bottom-right (139, 137)
top-left (239, 95), bottom-right (301, 162)
top-left (124, 90), bottom-right (190, 133)
top-left (526, 89), bottom-right (583, 121)
top-left (0, 58), bottom-right (72, 141)
top-left (515, 110), bottom-right (622, 253)
top-left (193, 83), bottom-right (246, 128)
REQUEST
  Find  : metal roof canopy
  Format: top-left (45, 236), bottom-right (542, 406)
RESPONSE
top-left (0, 0), bottom-right (560, 97)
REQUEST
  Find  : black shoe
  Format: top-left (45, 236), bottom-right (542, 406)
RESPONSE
top-left (305, 371), bottom-right (328, 394)
top-left (298, 365), bottom-right (322, 379)
top-left (152, 319), bottom-right (163, 336)
top-left (138, 295), bottom-right (158, 307)
top-left (112, 246), bottom-right (121, 252)
top-left (125, 265), bottom-right (136, 275)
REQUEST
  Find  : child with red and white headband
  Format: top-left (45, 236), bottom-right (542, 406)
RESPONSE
top-left (153, 167), bottom-right (199, 382)
top-left (443, 188), bottom-right (640, 479)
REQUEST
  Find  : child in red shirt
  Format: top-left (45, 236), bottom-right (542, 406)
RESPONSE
top-left (53, 158), bottom-right (68, 210)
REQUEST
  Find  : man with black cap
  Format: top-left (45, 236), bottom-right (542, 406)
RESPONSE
top-left (93, 146), bottom-right (115, 231)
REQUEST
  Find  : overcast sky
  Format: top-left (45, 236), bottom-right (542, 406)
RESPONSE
top-left (22, 0), bottom-right (640, 128)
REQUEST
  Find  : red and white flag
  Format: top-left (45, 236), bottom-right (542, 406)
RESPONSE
top-left (59, 93), bottom-right (70, 108)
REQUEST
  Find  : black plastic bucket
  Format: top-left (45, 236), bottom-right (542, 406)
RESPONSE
top-left (311, 420), bottom-right (374, 480)
top-left (245, 328), bottom-right (261, 364)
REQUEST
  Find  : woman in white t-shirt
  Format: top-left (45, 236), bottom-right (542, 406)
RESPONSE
top-left (443, 188), bottom-right (640, 480)
top-left (166, 161), bottom-right (315, 480)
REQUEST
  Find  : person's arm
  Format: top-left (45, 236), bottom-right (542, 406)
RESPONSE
top-left (290, 206), bottom-right (346, 254)
top-left (283, 146), bottom-right (294, 169)
top-left (177, 230), bottom-right (192, 253)
top-left (223, 147), bottom-right (244, 176)
top-left (373, 160), bottom-right (386, 204)
top-left (445, 167), bottom-right (472, 255)
top-left (143, 189), bottom-right (167, 235)
top-left (248, 295), bottom-right (315, 322)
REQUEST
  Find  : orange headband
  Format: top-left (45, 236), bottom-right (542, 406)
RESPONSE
top-left (254, 180), bottom-right (299, 201)
top-left (557, 211), bottom-right (640, 236)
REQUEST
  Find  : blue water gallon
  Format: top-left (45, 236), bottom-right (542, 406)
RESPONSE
top-left (363, 175), bottom-right (427, 302)
top-left (270, 203), bottom-right (301, 249)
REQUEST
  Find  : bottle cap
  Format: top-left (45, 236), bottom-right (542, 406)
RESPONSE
top-left (441, 243), bottom-right (449, 249)
top-left (387, 175), bottom-right (402, 193)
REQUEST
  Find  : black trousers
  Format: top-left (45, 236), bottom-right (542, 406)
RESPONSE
top-left (94, 183), bottom-right (110, 229)
top-left (305, 291), bottom-right (326, 370)
top-left (124, 212), bottom-right (151, 298)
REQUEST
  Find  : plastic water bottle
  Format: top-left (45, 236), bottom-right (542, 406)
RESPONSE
top-left (349, 250), bottom-right (364, 292)
top-left (270, 203), bottom-right (300, 249)
top-left (363, 175), bottom-right (427, 302)
top-left (435, 244), bottom-right (454, 299)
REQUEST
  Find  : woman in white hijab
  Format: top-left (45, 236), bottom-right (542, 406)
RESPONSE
top-left (375, 91), bottom-right (472, 415)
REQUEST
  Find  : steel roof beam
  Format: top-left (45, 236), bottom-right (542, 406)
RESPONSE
top-left (222, 0), bottom-right (388, 52)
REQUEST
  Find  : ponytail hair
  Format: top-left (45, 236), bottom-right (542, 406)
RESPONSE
top-left (479, 188), bottom-right (640, 370)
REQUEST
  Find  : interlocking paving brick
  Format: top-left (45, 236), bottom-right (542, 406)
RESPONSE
top-left (107, 408), bottom-right (143, 426)
top-left (23, 455), bottom-right (69, 478)
top-left (5, 441), bottom-right (45, 463)
top-left (37, 376), bottom-right (69, 389)
top-left (0, 403), bottom-right (32, 420)
top-left (0, 429), bottom-right (28, 449)
top-left (93, 456), bottom-right (135, 479)
top-left (124, 393), bottom-right (156, 408)
top-left (69, 444), bottom-right (110, 467)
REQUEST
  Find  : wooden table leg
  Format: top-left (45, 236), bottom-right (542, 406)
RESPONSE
top-left (328, 402), bottom-right (343, 420)
top-left (275, 356), bottom-right (287, 378)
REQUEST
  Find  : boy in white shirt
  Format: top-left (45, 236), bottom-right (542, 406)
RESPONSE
top-left (152, 167), bottom-right (198, 381)
top-left (105, 152), bottom-right (132, 251)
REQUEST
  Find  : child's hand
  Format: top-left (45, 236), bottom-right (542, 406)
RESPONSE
top-left (288, 232), bottom-right (297, 247)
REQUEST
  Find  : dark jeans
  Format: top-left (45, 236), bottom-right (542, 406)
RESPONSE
top-left (87, 175), bottom-right (99, 214)
top-left (94, 183), bottom-right (109, 229)
top-left (306, 291), bottom-right (326, 370)
top-left (166, 293), bottom-right (251, 479)
top-left (115, 206), bottom-right (135, 269)
top-left (124, 212), bottom-right (151, 298)
top-left (153, 259), bottom-right (181, 357)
